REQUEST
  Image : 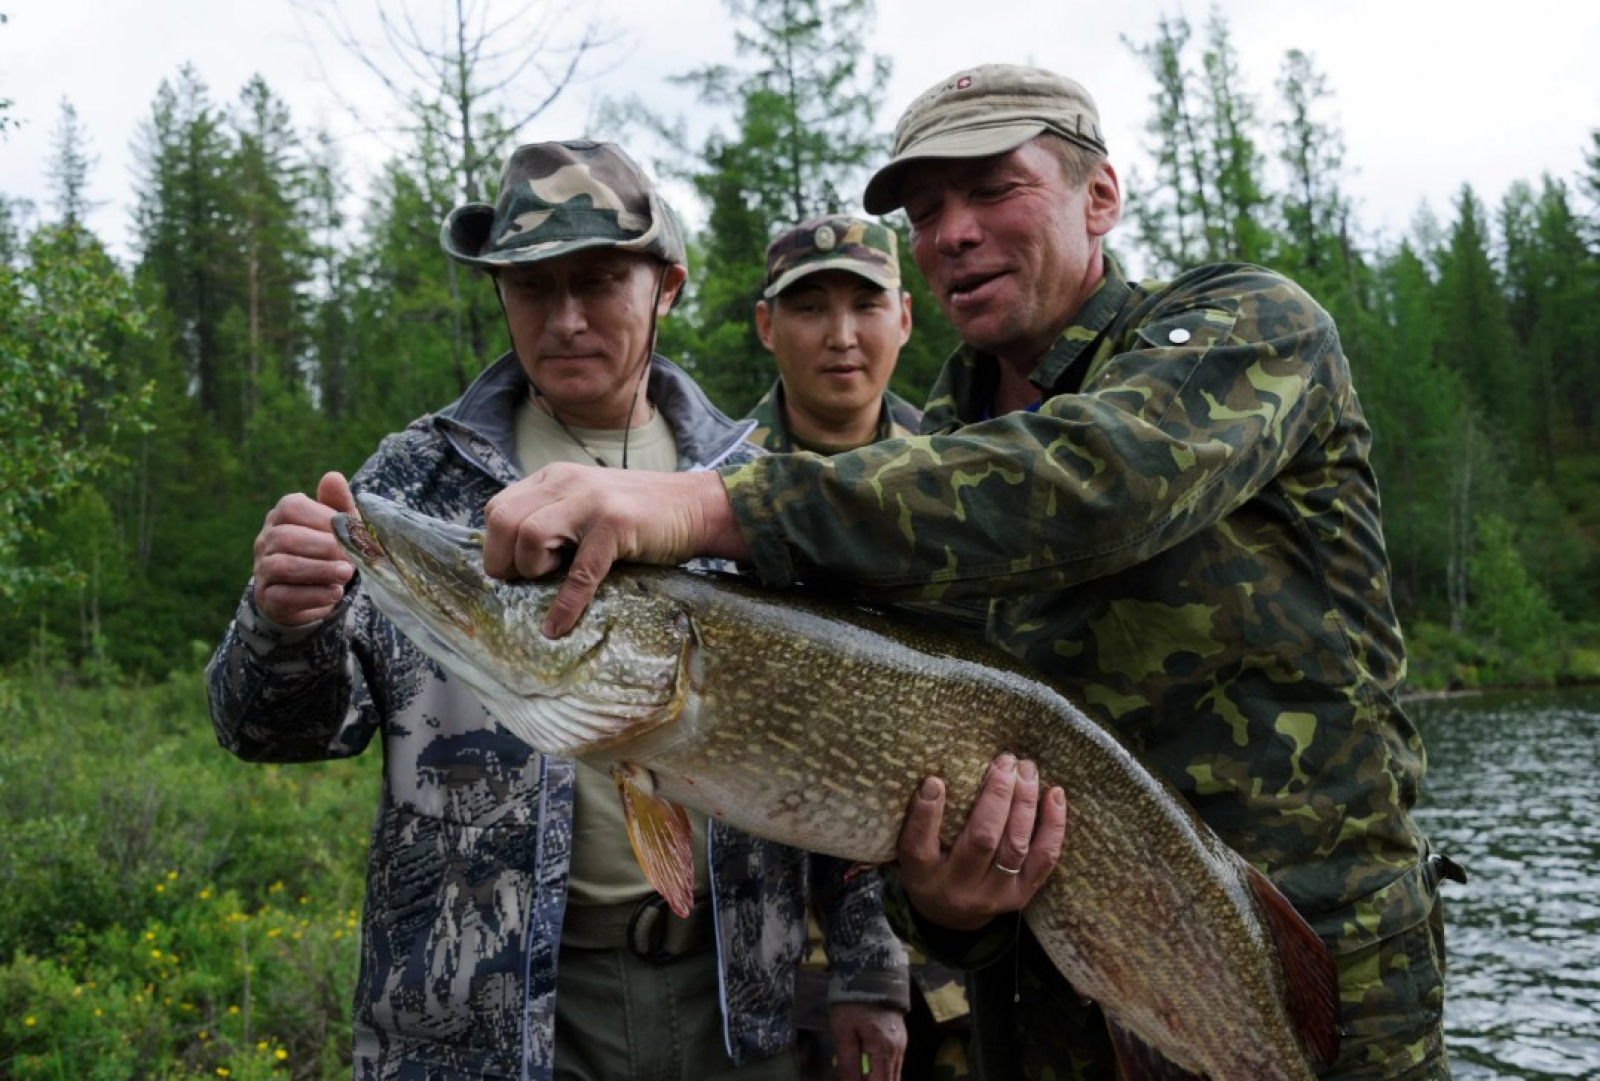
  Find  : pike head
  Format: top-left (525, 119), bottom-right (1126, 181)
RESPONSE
top-left (332, 492), bottom-right (693, 757)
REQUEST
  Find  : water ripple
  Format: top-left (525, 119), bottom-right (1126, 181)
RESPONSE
top-left (1411, 686), bottom-right (1600, 1079)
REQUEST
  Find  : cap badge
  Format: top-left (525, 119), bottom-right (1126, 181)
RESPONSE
top-left (813, 225), bottom-right (837, 251)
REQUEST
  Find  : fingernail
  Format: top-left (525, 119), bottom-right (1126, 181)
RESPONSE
top-left (919, 777), bottom-right (942, 800)
top-left (1049, 787), bottom-right (1066, 807)
top-left (1018, 759), bottom-right (1037, 780)
top-left (996, 753), bottom-right (1017, 773)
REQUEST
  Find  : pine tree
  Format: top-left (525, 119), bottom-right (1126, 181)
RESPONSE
top-left (1199, 10), bottom-right (1269, 264)
top-left (132, 65), bottom-right (238, 429)
top-left (1502, 176), bottom-right (1600, 453)
top-left (608, 0), bottom-right (907, 414)
top-left (1123, 13), bottom-right (1207, 273)
top-left (228, 76), bottom-right (315, 444)
top-left (1433, 186), bottom-right (1530, 455)
top-left (1271, 49), bottom-right (1352, 285)
top-left (46, 99), bottom-right (99, 231)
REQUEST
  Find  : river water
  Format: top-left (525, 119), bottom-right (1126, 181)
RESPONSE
top-left (1409, 685), bottom-right (1600, 1078)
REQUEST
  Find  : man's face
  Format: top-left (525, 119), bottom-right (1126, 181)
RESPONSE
top-left (900, 138), bottom-right (1119, 367)
top-left (756, 270), bottom-right (912, 431)
top-left (496, 250), bottom-right (685, 427)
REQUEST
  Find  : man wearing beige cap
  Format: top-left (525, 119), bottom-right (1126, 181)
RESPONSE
top-left (482, 66), bottom-right (1459, 1080)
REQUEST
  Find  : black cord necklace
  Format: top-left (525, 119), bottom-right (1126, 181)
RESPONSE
top-left (529, 388), bottom-right (627, 468)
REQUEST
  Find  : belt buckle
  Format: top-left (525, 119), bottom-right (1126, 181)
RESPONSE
top-left (626, 894), bottom-right (680, 963)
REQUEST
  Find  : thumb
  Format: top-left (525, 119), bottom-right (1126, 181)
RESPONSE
top-left (317, 471), bottom-right (356, 514)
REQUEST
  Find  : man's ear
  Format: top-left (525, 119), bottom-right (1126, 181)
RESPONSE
top-left (657, 262), bottom-right (690, 315)
top-left (897, 291), bottom-right (913, 346)
top-left (754, 299), bottom-right (776, 352)
top-left (1086, 160), bottom-right (1121, 237)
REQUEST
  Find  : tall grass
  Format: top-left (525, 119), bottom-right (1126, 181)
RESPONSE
top-left (0, 669), bottom-right (377, 1079)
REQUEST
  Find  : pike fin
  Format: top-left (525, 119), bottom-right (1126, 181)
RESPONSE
top-left (1105, 1020), bottom-right (1204, 1081)
top-left (612, 763), bottom-right (696, 918)
top-left (1244, 862), bottom-right (1342, 1067)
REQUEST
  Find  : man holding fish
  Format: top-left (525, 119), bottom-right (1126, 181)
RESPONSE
top-left (479, 66), bottom-right (1463, 1080)
top-left (207, 140), bottom-right (910, 1080)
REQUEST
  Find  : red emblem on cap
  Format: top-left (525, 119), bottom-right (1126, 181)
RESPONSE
top-left (957, 76), bottom-right (972, 90)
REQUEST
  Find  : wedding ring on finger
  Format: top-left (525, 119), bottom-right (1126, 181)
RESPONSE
top-left (993, 861), bottom-right (1023, 875)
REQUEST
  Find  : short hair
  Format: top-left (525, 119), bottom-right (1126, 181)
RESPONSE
top-left (1037, 132), bottom-right (1104, 189)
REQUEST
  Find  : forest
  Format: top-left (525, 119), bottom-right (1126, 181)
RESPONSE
top-left (4, 0), bottom-right (1600, 693)
top-left (3, 0), bottom-right (1600, 1075)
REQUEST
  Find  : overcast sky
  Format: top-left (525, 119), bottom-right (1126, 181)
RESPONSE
top-left (2, 0), bottom-right (1597, 268)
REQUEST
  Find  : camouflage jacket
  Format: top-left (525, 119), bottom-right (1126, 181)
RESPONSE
top-left (743, 378), bottom-right (923, 453)
top-left (207, 354), bottom-right (909, 1080)
top-left (722, 260), bottom-right (1440, 1070)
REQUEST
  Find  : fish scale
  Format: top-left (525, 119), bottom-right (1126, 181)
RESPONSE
top-left (335, 493), bottom-right (1339, 1080)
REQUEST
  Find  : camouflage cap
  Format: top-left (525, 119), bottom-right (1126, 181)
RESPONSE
top-left (440, 140), bottom-right (687, 270)
top-left (762, 215), bottom-right (900, 299)
top-left (863, 64), bottom-right (1107, 214)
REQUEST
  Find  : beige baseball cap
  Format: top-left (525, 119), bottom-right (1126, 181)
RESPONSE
top-left (863, 64), bottom-right (1107, 214)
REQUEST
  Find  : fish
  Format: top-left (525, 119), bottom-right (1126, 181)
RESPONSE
top-left (333, 492), bottom-right (1340, 1080)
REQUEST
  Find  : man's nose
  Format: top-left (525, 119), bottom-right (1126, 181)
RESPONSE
top-left (934, 201), bottom-right (982, 254)
top-left (547, 288), bottom-right (587, 334)
top-left (824, 309), bottom-right (859, 349)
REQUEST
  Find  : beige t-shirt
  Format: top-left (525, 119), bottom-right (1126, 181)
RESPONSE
top-left (513, 392), bottom-right (711, 906)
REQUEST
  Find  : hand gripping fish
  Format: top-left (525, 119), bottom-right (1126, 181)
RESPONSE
top-left (334, 493), bottom-right (1339, 1080)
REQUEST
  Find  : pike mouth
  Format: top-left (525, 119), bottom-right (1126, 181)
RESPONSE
top-left (333, 513), bottom-right (386, 567)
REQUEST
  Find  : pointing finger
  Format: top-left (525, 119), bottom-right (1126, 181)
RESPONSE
top-left (541, 537), bottom-right (615, 637)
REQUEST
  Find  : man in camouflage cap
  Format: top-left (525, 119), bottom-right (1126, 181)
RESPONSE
top-left (208, 139), bottom-right (911, 1081)
top-left (745, 215), bottom-right (920, 454)
top-left (745, 217), bottom-right (984, 1081)
top-left (481, 67), bottom-right (1463, 1080)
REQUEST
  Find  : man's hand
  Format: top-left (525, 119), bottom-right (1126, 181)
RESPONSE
top-left (251, 472), bottom-right (357, 627)
top-left (895, 754), bottom-right (1066, 931)
top-left (828, 1002), bottom-right (906, 1081)
top-left (481, 463), bottom-right (748, 637)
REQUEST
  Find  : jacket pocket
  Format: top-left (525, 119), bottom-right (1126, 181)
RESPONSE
top-left (1310, 850), bottom-right (1463, 1075)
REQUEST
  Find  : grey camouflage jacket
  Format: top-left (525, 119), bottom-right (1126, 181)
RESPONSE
top-left (207, 354), bottom-right (909, 1080)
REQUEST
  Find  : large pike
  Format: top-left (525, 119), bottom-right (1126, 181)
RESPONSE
top-left (334, 493), bottom-right (1339, 1080)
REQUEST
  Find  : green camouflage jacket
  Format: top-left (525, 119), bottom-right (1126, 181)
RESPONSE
top-left (721, 258), bottom-right (1441, 1077)
top-left (744, 378), bottom-right (923, 453)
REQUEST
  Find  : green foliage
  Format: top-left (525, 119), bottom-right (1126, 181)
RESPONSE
top-left (1122, 12), bottom-right (1272, 272)
top-left (1464, 513), bottom-right (1565, 686)
top-left (1, 8), bottom-right (1597, 686)
top-left (0, 223), bottom-right (153, 600)
top-left (0, 671), bottom-right (373, 1078)
top-left (604, 0), bottom-right (895, 416)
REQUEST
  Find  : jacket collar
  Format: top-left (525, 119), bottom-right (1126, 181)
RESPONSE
top-left (436, 352), bottom-right (756, 480)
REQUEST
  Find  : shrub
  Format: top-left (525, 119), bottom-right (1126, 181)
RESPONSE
top-left (0, 670), bottom-right (374, 1078)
